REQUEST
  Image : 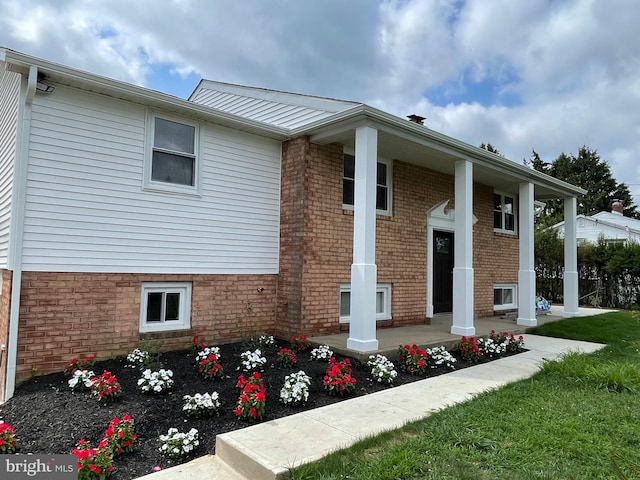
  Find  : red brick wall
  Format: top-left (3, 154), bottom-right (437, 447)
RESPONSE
top-left (277, 137), bottom-right (520, 336)
top-left (0, 269), bottom-right (12, 401)
top-left (16, 272), bottom-right (277, 383)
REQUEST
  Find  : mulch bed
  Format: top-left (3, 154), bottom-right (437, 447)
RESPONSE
top-left (0, 337), bottom-right (519, 480)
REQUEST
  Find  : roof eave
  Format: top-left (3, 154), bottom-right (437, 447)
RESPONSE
top-left (291, 104), bottom-right (586, 198)
top-left (0, 48), bottom-right (289, 140)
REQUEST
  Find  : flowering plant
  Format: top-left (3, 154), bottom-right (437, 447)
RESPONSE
top-left (323, 358), bottom-right (357, 396)
top-left (280, 370), bottom-right (311, 406)
top-left (398, 344), bottom-right (429, 375)
top-left (240, 349), bottom-right (267, 371)
top-left (425, 346), bottom-right (457, 369)
top-left (256, 335), bottom-right (275, 347)
top-left (457, 336), bottom-right (483, 362)
top-left (191, 334), bottom-right (207, 354)
top-left (137, 369), bottom-right (174, 393)
top-left (102, 415), bottom-right (137, 456)
top-left (71, 439), bottom-right (113, 480)
top-left (235, 372), bottom-right (266, 421)
top-left (0, 421), bottom-right (19, 454)
top-left (68, 369), bottom-right (95, 391)
top-left (196, 347), bottom-right (224, 379)
top-left (367, 354), bottom-right (398, 384)
top-left (276, 347), bottom-right (297, 367)
top-left (291, 334), bottom-right (310, 352)
top-left (125, 348), bottom-right (150, 370)
top-left (158, 428), bottom-right (199, 459)
top-left (310, 344), bottom-right (334, 361)
top-left (63, 355), bottom-right (95, 376)
top-left (90, 371), bottom-right (122, 404)
top-left (489, 330), bottom-right (525, 353)
top-left (183, 392), bottom-right (221, 418)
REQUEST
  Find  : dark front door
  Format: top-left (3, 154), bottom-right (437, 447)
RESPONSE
top-left (433, 230), bottom-right (454, 313)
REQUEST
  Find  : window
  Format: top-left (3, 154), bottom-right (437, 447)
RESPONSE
top-left (493, 284), bottom-right (517, 311)
top-left (140, 282), bottom-right (192, 332)
top-left (144, 114), bottom-right (200, 194)
top-left (339, 283), bottom-right (391, 323)
top-left (343, 153), bottom-right (391, 215)
top-left (494, 192), bottom-right (516, 233)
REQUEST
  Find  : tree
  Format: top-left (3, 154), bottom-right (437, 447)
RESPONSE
top-left (479, 143), bottom-right (503, 156)
top-left (530, 146), bottom-right (638, 224)
top-left (523, 149), bottom-right (549, 174)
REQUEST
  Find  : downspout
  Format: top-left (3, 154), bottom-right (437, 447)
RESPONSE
top-left (4, 64), bottom-right (37, 400)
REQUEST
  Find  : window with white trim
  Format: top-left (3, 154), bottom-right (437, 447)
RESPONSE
top-left (343, 153), bottom-right (392, 215)
top-left (140, 282), bottom-right (192, 333)
top-left (339, 283), bottom-right (392, 323)
top-left (144, 113), bottom-right (200, 195)
top-left (493, 192), bottom-right (517, 233)
top-left (493, 284), bottom-right (517, 310)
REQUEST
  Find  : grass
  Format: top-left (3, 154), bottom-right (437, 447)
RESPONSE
top-left (289, 311), bottom-right (640, 480)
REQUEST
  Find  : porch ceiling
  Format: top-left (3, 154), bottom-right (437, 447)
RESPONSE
top-left (301, 106), bottom-right (585, 201)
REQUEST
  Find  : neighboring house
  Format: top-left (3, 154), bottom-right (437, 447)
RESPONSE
top-left (553, 201), bottom-right (640, 245)
top-left (0, 48), bottom-right (585, 402)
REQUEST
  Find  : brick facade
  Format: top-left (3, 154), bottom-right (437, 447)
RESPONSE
top-left (6, 136), bottom-right (520, 387)
top-left (277, 136), bottom-right (519, 337)
top-left (15, 272), bottom-right (277, 383)
top-left (0, 269), bottom-right (12, 400)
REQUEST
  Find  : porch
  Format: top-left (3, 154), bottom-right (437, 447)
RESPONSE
top-left (309, 305), bottom-right (614, 362)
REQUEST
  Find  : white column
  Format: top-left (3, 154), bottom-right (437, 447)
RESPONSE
top-left (347, 126), bottom-right (379, 352)
top-left (563, 196), bottom-right (580, 317)
top-left (451, 160), bottom-right (475, 336)
top-left (517, 182), bottom-right (537, 326)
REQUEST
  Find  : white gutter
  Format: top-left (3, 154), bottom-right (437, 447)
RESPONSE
top-left (291, 104), bottom-right (587, 198)
top-left (4, 64), bottom-right (36, 401)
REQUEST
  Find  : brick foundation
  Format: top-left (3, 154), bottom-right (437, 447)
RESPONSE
top-left (0, 269), bottom-right (12, 401)
top-left (15, 272), bottom-right (277, 384)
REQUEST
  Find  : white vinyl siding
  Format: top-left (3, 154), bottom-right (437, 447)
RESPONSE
top-left (0, 67), bottom-right (19, 268)
top-left (21, 85), bottom-right (281, 274)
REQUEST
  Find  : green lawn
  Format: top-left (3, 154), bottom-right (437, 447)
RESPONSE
top-left (289, 312), bottom-right (640, 480)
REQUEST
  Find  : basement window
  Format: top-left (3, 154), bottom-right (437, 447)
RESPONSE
top-left (340, 283), bottom-right (392, 323)
top-left (140, 282), bottom-right (192, 332)
top-left (494, 284), bottom-right (517, 311)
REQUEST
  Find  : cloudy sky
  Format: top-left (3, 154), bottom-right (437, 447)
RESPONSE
top-left (2, 0), bottom-right (639, 203)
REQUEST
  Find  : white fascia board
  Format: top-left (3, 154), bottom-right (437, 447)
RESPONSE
top-left (293, 104), bottom-right (586, 199)
top-left (0, 48), bottom-right (289, 141)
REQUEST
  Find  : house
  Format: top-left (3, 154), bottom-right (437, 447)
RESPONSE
top-left (553, 201), bottom-right (640, 245)
top-left (0, 48), bottom-right (585, 402)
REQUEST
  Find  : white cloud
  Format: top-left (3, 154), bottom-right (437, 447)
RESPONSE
top-left (1, 0), bottom-right (638, 202)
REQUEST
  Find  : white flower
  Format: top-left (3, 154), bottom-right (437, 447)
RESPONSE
top-left (280, 371), bottom-right (311, 405)
top-left (126, 348), bottom-right (150, 369)
top-left (310, 345), bottom-right (333, 361)
top-left (68, 369), bottom-right (95, 390)
top-left (367, 355), bottom-right (397, 384)
top-left (239, 349), bottom-right (267, 371)
top-left (195, 346), bottom-right (221, 363)
top-left (426, 346), bottom-right (457, 369)
top-left (159, 428), bottom-right (199, 459)
top-left (139, 369), bottom-right (174, 393)
top-left (183, 392), bottom-right (221, 417)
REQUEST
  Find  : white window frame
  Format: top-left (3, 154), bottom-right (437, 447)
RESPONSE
top-left (342, 148), bottom-right (392, 216)
top-left (143, 111), bottom-right (202, 196)
top-left (493, 191), bottom-right (517, 234)
top-left (339, 283), bottom-right (392, 323)
top-left (139, 282), bottom-right (192, 333)
top-left (493, 283), bottom-right (517, 311)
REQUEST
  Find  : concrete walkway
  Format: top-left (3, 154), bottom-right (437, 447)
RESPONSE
top-left (137, 329), bottom-right (606, 480)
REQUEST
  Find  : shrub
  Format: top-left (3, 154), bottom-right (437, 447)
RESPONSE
top-left (102, 415), bottom-right (137, 456)
top-left (71, 438), bottom-right (114, 480)
top-left (457, 336), bottom-right (483, 362)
